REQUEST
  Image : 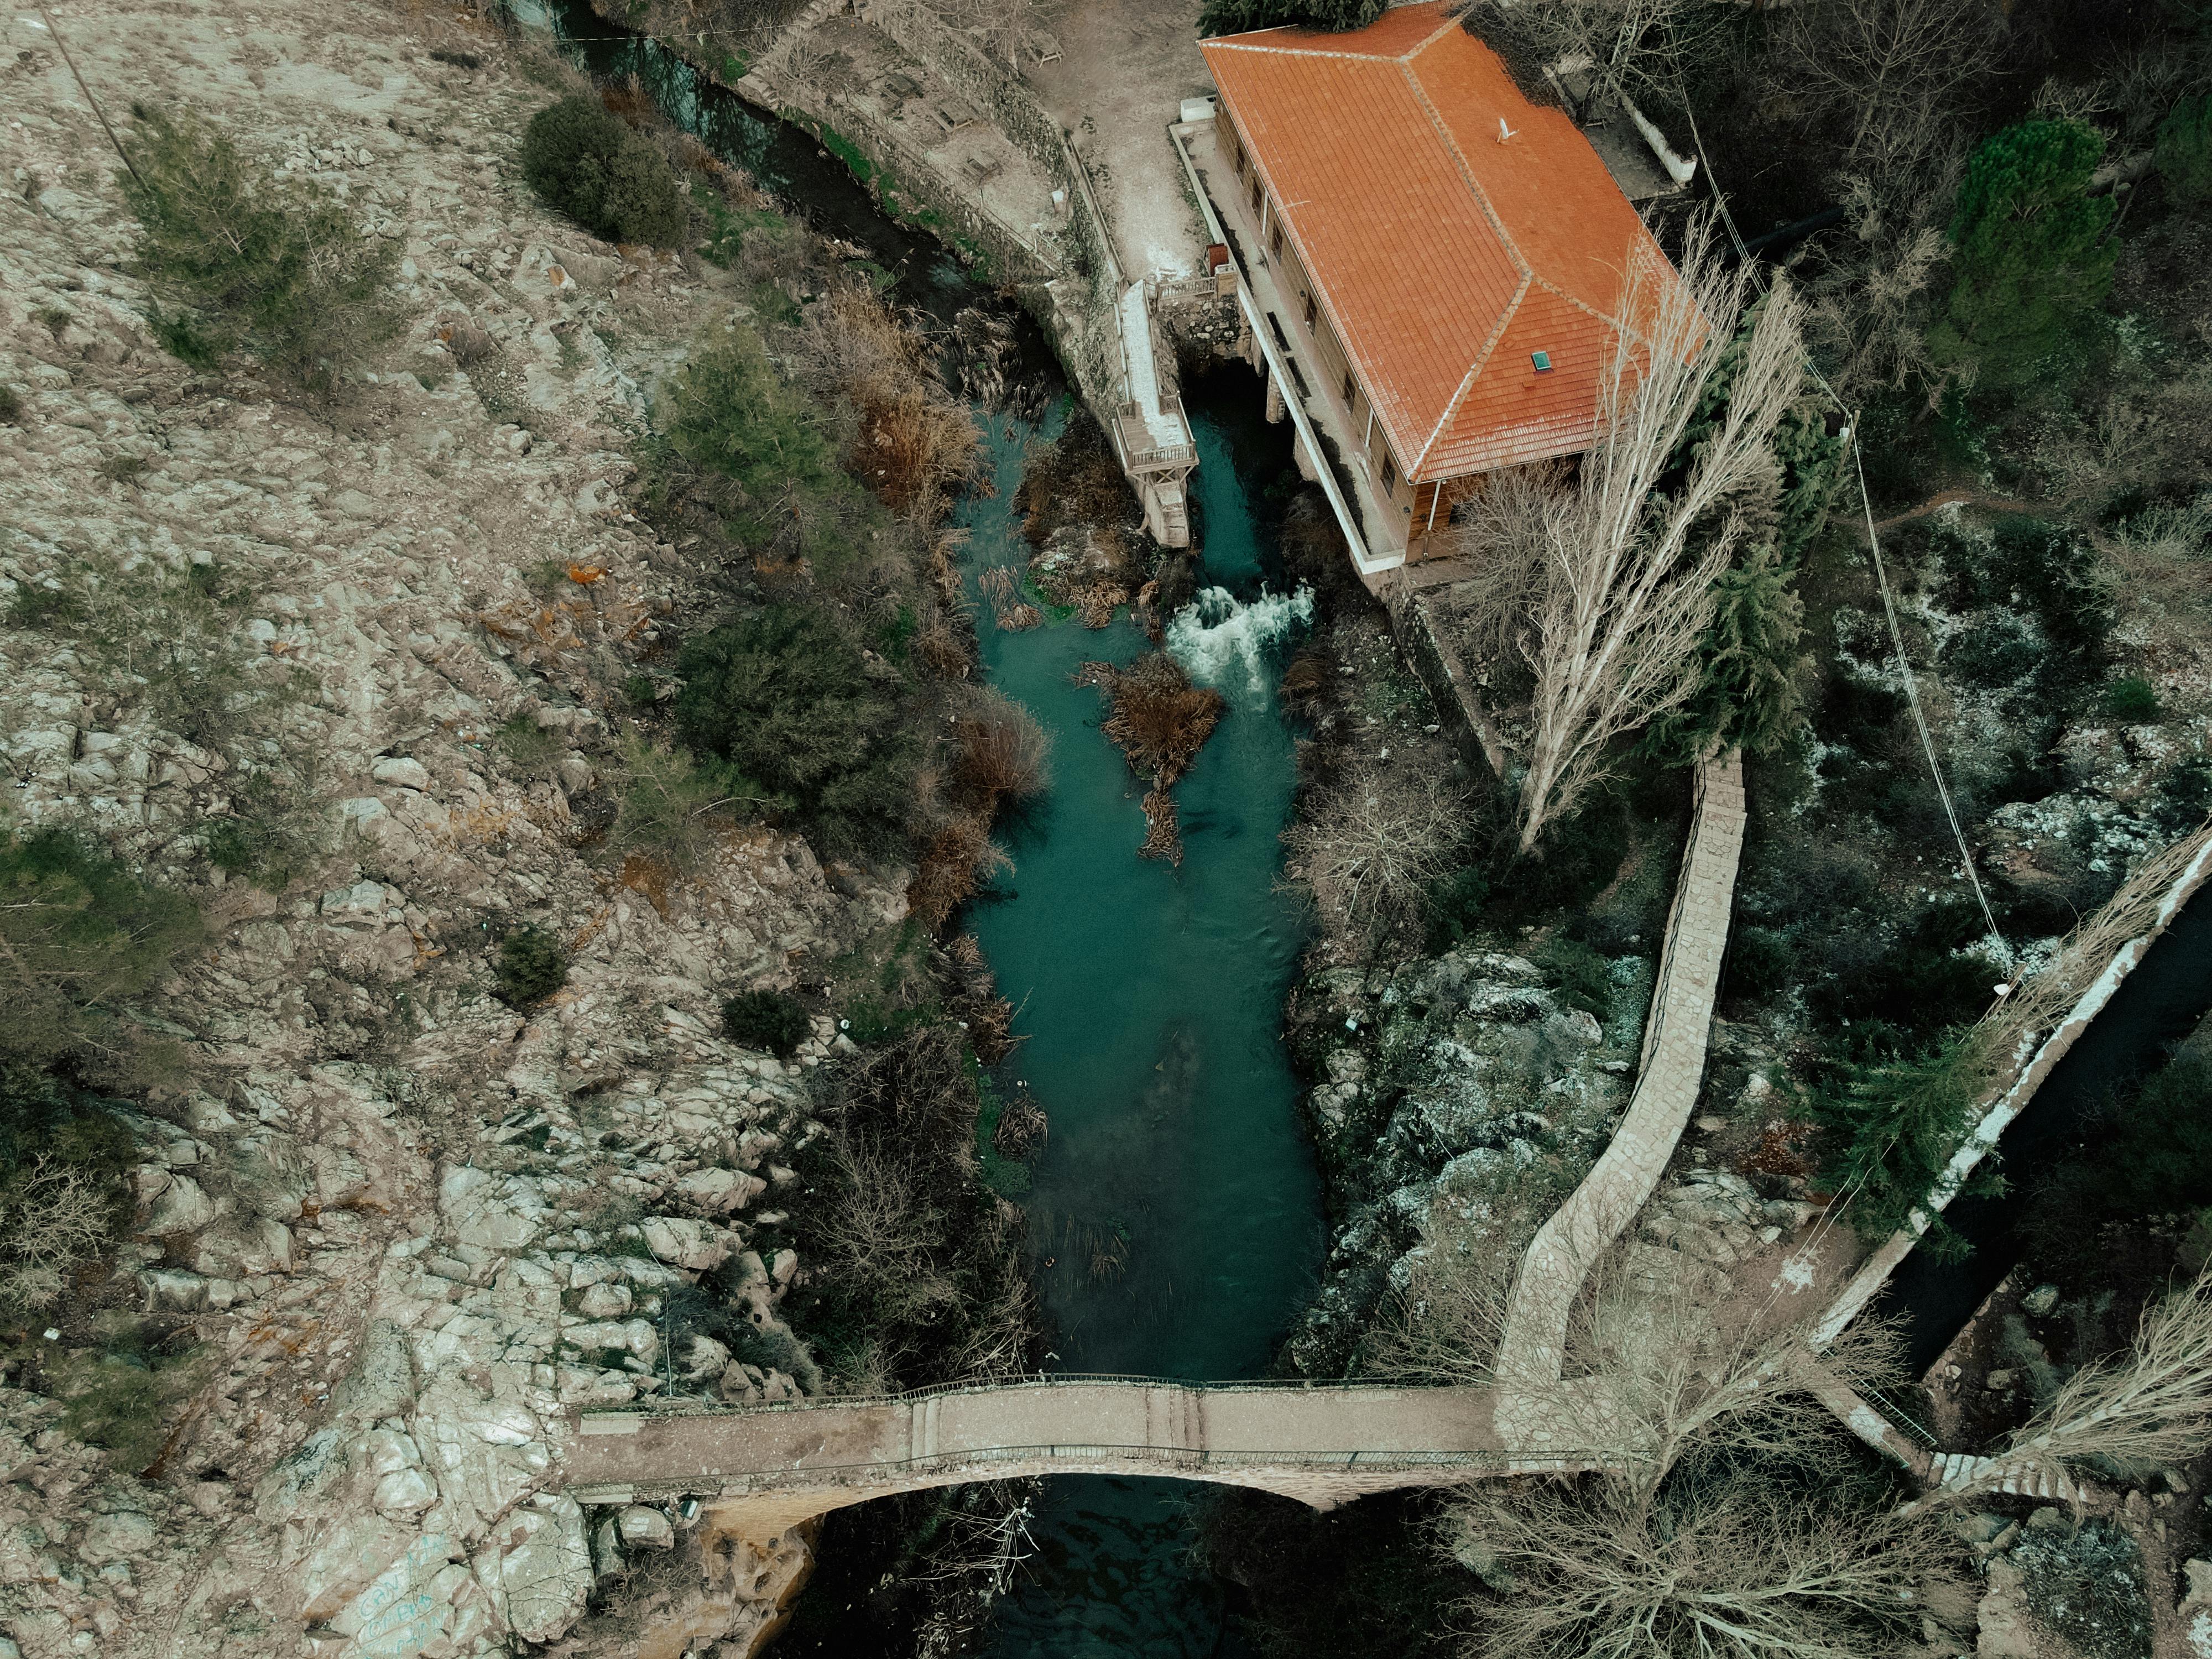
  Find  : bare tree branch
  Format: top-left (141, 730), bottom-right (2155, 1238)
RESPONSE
top-left (1509, 224), bottom-right (1806, 851)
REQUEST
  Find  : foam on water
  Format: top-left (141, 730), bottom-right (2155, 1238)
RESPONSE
top-left (1164, 583), bottom-right (1314, 695)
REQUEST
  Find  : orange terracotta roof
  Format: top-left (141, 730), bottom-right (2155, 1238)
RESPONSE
top-left (1201, 3), bottom-right (1677, 481)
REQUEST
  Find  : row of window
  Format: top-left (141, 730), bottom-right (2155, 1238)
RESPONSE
top-left (1227, 117), bottom-right (1402, 501)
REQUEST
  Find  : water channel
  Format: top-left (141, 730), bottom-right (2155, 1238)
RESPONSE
top-left (1877, 888), bottom-right (2212, 1378)
top-left (526, 6), bottom-right (1324, 1650)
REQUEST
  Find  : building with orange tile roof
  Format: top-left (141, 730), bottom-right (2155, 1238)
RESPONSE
top-left (1189, 2), bottom-right (1680, 570)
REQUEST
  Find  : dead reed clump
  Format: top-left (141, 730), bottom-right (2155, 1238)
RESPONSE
top-left (978, 565), bottom-right (1041, 632)
top-left (913, 611), bottom-right (974, 680)
top-left (1014, 410), bottom-right (1134, 548)
top-left (992, 1084), bottom-right (1048, 1157)
top-left (1077, 652), bottom-right (1225, 789)
top-left (1072, 582), bottom-right (1128, 629)
top-left (1139, 789), bottom-right (1182, 865)
top-left (907, 812), bottom-right (1010, 930)
top-left (851, 383), bottom-right (981, 518)
top-left (599, 75), bottom-right (657, 127)
top-left (948, 687), bottom-right (1051, 811)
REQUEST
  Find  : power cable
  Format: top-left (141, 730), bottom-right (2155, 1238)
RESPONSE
top-left (1677, 93), bottom-right (2006, 954)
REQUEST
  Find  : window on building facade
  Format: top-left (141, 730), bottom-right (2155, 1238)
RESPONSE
top-left (1381, 454), bottom-right (1397, 490)
top-left (1303, 293), bottom-right (1316, 330)
top-left (1271, 223), bottom-right (1283, 258)
top-left (1341, 371), bottom-right (1355, 405)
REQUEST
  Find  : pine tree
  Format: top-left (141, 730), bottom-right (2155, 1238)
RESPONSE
top-left (1931, 120), bottom-right (2116, 390)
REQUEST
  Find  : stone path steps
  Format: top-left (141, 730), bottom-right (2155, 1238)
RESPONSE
top-left (1499, 749), bottom-right (1749, 1390)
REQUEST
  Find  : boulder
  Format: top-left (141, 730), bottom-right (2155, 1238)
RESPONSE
top-left (142, 1173), bottom-right (217, 1235)
top-left (617, 1505), bottom-right (675, 1551)
top-left (476, 1495), bottom-right (592, 1644)
top-left (641, 1215), bottom-right (730, 1271)
top-left (674, 1166), bottom-right (766, 1214)
top-left (297, 1512), bottom-right (417, 1623)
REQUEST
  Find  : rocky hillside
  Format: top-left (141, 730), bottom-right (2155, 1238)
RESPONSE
top-left (0, 4), bottom-right (913, 1654)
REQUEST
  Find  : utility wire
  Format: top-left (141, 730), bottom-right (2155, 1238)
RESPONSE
top-left (1676, 93), bottom-right (2006, 954)
top-left (39, 4), bottom-right (142, 189)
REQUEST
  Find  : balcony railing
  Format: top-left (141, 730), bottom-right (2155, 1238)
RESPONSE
top-left (1117, 397), bottom-right (1197, 472)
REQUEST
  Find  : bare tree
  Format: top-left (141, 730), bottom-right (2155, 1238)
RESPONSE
top-left (1279, 763), bottom-right (1466, 935)
top-left (1457, 0), bottom-right (1731, 109)
top-left (0, 1156), bottom-right (113, 1311)
top-left (1431, 1243), bottom-right (1963, 1658)
top-left (1509, 226), bottom-right (1807, 852)
top-left (1437, 1472), bottom-right (1960, 1659)
top-left (1933, 1263), bottom-right (2212, 1501)
top-left (1773, 0), bottom-right (2001, 169)
top-left (914, 0), bottom-right (1055, 67)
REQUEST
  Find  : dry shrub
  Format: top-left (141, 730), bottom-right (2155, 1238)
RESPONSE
top-left (1076, 652), bottom-right (1225, 787)
top-left (908, 812), bottom-right (1009, 930)
top-left (949, 687), bottom-right (1051, 811)
top-left (1280, 763), bottom-right (1465, 935)
top-left (851, 383), bottom-right (980, 518)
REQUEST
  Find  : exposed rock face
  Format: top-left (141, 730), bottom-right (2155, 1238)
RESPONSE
top-left (0, 3), bottom-right (901, 1653)
top-left (1280, 947), bottom-right (1642, 1376)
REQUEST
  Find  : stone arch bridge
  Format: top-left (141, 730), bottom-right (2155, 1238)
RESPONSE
top-left (563, 1375), bottom-right (1599, 1537)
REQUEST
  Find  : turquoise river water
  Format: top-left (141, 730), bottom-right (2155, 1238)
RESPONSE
top-left (522, 3), bottom-right (1329, 1646)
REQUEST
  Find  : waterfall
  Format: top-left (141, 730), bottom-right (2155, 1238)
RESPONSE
top-left (1165, 584), bottom-right (1314, 695)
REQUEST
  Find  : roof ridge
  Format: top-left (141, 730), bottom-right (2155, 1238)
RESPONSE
top-left (1413, 270), bottom-right (1530, 478)
top-left (1397, 53), bottom-right (1527, 465)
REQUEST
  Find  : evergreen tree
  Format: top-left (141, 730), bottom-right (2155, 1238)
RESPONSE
top-left (1931, 120), bottom-right (2117, 390)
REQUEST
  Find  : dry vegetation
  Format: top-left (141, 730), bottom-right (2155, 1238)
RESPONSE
top-left (1074, 652), bottom-right (1227, 864)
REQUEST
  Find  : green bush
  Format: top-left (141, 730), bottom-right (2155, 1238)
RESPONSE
top-left (1533, 934), bottom-right (1612, 1019)
top-left (204, 765), bottom-right (321, 890)
top-left (494, 711), bottom-right (560, 775)
top-left (607, 738), bottom-right (769, 875)
top-left (2012, 1519), bottom-right (2152, 1659)
top-left (2155, 92), bottom-right (2212, 211)
top-left (2104, 676), bottom-right (2161, 722)
top-left (654, 331), bottom-right (837, 515)
top-left (1198, 0), bottom-right (1385, 34)
top-left (122, 106), bottom-right (401, 393)
top-left (1423, 867), bottom-right (1490, 953)
top-left (519, 96), bottom-right (686, 248)
top-left (675, 603), bottom-right (912, 850)
top-left (1, 828), bottom-right (204, 1081)
top-left (1, 831), bottom-right (201, 1313)
top-left (721, 989), bottom-right (812, 1059)
top-left (493, 927), bottom-right (568, 1005)
top-left (1932, 121), bottom-right (2117, 391)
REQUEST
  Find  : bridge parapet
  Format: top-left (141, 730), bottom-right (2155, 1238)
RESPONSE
top-left (561, 1377), bottom-right (1605, 1532)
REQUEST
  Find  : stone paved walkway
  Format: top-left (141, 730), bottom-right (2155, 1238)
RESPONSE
top-left (1498, 750), bottom-right (1748, 1400)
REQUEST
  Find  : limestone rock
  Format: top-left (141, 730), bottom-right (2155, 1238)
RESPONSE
top-left (476, 1494), bottom-right (592, 1642)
